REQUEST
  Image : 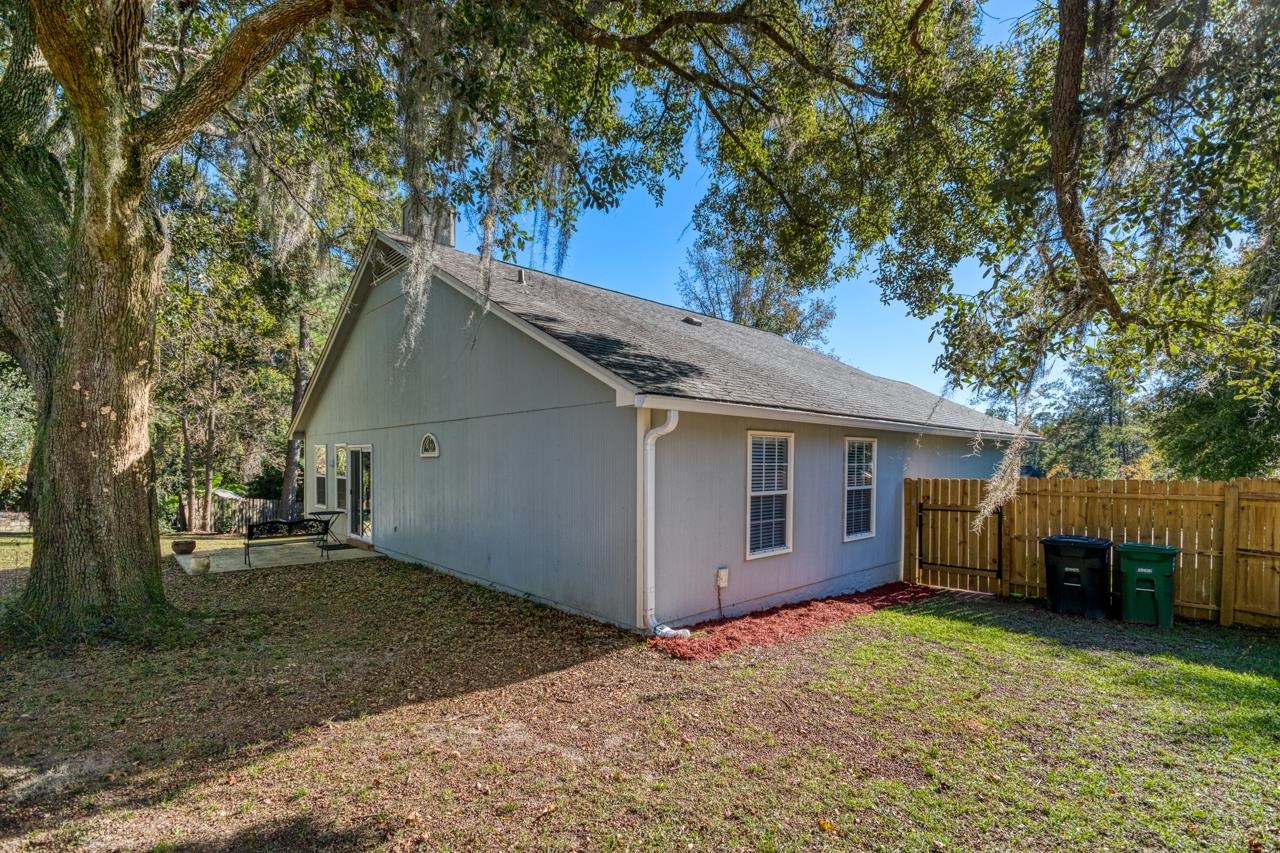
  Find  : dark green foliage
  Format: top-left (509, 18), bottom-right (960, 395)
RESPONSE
top-left (1034, 365), bottom-right (1157, 479)
top-left (0, 355), bottom-right (31, 510)
top-left (1146, 372), bottom-right (1280, 480)
top-left (694, 0), bottom-right (1280, 400)
top-left (978, 363), bottom-right (1159, 479)
top-left (244, 466), bottom-right (285, 500)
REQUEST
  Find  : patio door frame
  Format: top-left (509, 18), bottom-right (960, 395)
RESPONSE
top-left (347, 444), bottom-right (373, 545)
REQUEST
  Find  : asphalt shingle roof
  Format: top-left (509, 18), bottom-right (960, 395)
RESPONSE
top-left (383, 233), bottom-right (1019, 437)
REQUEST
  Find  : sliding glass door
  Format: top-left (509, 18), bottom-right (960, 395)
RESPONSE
top-left (348, 446), bottom-right (373, 543)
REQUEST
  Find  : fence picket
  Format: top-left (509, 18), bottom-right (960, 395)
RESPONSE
top-left (903, 476), bottom-right (1279, 628)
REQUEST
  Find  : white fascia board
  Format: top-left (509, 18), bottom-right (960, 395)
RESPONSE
top-left (631, 394), bottom-right (1023, 441)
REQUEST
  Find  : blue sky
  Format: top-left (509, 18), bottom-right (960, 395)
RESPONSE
top-left (458, 0), bottom-right (1035, 399)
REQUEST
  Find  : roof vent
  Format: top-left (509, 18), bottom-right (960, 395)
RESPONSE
top-left (516, 269), bottom-right (526, 284)
top-left (682, 316), bottom-right (704, 327)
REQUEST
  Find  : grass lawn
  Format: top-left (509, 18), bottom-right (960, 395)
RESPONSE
top-left (1, 556), bottom-right (1277, 851)
top-left (0, 534), bottom-right (33, 593)
top-left (0, 534), bottom-right (235, 596)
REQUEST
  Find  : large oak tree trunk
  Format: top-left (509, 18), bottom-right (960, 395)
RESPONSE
top-left (1, 0), bottom-right (374, 641)
top-left (17, 158), bottom-right (169, 636)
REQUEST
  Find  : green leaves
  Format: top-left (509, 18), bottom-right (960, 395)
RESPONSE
top-left (685, 0), bottom-right (1280, 400)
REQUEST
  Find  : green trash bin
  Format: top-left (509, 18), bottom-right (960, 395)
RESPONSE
top-left (1114, 542), bottom-right (1179, 627)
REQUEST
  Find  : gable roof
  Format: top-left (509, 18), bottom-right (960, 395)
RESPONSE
top-left (292, 230), bottom-right (1021, 439)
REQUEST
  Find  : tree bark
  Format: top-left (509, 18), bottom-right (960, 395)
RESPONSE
top-left (1049, 0), bottom-right (1137, 326)
top-left (0, 0), bottom-right (378, 640)
top-left (180, 413), bottom-right (195, 532)
top-left (279, 312), bottom-right (310, 514)
top-left (201, 362), bottom-right (218, 532)
top-left (16, 155), bottom-right (168, 636)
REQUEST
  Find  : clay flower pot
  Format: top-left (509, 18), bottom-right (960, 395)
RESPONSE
top-left (171, 539), bottom-right (197, 555)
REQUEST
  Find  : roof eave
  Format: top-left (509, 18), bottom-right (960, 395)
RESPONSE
top-left (630, 394), bottom-right (1026, 441)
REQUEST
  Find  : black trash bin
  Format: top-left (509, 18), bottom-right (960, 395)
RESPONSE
top-left (1040, 535), bottom-right (1112, 619)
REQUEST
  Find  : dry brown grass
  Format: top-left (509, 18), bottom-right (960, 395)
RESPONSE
top-left (1, 555), bottom-right (1277, 851)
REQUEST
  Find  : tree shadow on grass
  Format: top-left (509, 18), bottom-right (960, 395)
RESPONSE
top-left (170, 813), bottom-right (385, 852)
top-left (0, 557), bottom-right (637, 841)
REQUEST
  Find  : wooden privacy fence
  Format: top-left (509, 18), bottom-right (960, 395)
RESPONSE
top-left (903, 477), bottom-right (1280, 629)
top-left (212, 497), bottom-right (301, 534)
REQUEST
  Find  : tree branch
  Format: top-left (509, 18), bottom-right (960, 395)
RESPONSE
top-left (905, 0), bottom-right (936, 56)
top-left (27, 0), bottom-right (116, 136)
top-left (549, 1), bottom-right (897, 103)
top-left (1049, 0), bottom-right (1136, 326)
top-left (747, 15), bottom-right (898, 102)
top-left (132, 0), bottom-right (383, 163)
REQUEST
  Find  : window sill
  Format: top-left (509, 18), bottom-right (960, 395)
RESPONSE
top-left (843, 532), bottom-right (875, 543)
top-left (746, 546), bottom-right (793, 561)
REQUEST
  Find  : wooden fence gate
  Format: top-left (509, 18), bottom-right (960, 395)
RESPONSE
top-left (916, 495), bottom-right (1003, 594)
top-left (903, 477), bottom-right (1280, 629)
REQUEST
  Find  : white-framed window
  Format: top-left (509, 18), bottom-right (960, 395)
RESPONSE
top-left (313, 443), bottom-right (328, 508)
top-left (335, 445), bottom-right (348, 510)
top-left (420, 433), bottom-right (439, 458)
top-left (844, 437), bottom-right (876, 541)
top-left (746, 431), bottom-right (793, 559)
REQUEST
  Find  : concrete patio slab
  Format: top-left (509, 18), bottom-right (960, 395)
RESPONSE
top-left (174, 542), bottom-right (379, 575)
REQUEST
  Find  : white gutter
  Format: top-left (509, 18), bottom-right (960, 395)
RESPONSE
top-left (641, 409), bottom-right (689, 638)
top-left (630, 393), bottom-right (1029, 441)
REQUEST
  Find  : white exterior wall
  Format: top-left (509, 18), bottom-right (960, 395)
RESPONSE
top-left (301, 269), bottom-right (639, 627)
top-left (651, 411), bottom-right (999, 625)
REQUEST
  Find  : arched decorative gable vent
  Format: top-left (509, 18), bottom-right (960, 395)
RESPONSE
top-left (420, 433), bottom-right (440, 458)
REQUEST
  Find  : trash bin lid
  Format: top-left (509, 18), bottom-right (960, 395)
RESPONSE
top-left (1114, 541), bottom-right (1180, 556)
top-left (1040, 535), bottom-right (1112, 548)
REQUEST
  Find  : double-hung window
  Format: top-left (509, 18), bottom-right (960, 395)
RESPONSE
top-left (844, 438), bottom-right (876, 540)
top-left (314, 443), bottom-right (328, 508)
top-left (335, 445), bottom-right (348, 510)
top-left (747, 431), bottom-right (793, 558)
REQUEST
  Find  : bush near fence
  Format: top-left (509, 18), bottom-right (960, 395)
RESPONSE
top-left (903, 477), bottom-right (1280, 629)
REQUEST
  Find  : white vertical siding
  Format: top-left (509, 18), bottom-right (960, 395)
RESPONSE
top-left (302, 270), bottom-right (638, 627)
top-left (652, 411), bottom-right (1000, 625)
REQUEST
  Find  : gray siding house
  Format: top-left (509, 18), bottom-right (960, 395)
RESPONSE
top-left (291, 228), bottom-right (1016, 632)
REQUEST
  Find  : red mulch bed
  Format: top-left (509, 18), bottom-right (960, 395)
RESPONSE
top-left (648, 582), bottom-right (939, 661)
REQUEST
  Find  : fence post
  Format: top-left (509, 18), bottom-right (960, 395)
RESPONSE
top-left (903, 478), bottom-right (918, 584)
top-left (999, 489), bottom-right (1014, 598)
top-left (1219, 478), bottom-right (1241, 627)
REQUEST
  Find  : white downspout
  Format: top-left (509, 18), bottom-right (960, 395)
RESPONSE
top-left (643, 409), bottom-right (689, 638)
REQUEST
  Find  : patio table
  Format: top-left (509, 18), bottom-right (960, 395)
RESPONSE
top-left (309, 510), bottom-right (345, 546)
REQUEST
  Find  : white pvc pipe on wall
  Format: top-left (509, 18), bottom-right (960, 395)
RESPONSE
top-left (642, 409), bottom-right (688, 638)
